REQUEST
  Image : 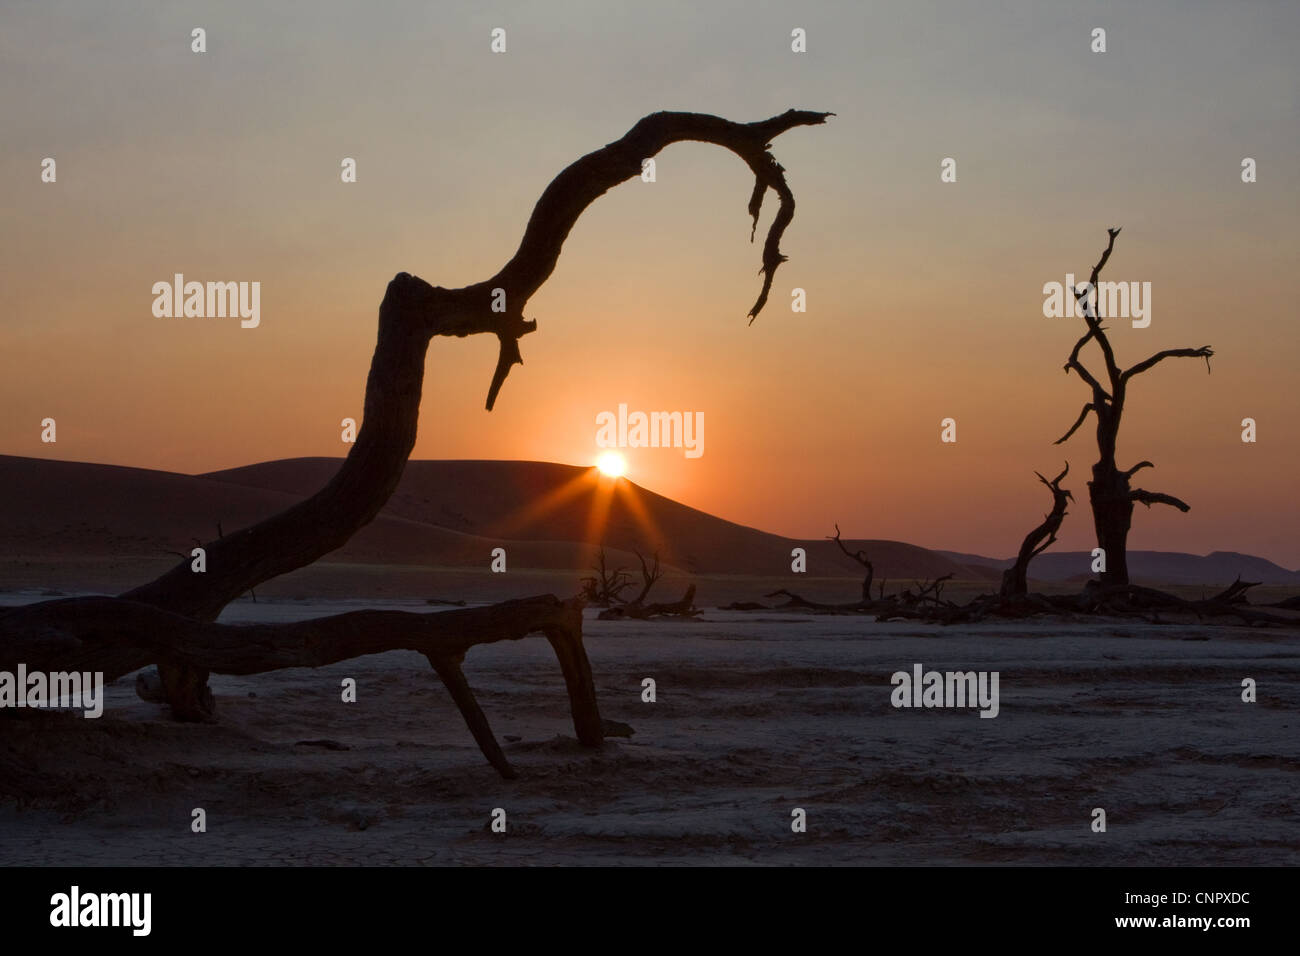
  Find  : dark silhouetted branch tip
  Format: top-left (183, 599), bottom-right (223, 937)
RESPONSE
top-left (1055, 403), bottom-right (1095, 445)
top-left (1123, 346), bottom-right (1214, 383)
top-left (1131, 489), bottom-right (1191, 512)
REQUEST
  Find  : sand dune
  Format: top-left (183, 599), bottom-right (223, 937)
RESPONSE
top-left (0, 456), bottom-right (990, 587)
top-left (204, 457), bottom-right (988, 580)
top-left (2, 455), bottom-right (1286, 598)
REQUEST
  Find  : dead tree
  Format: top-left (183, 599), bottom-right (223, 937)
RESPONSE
top-left (628, 549), bottom-right (665, 606)
top-left (1000, 463), bottom-right (1072, 599)
top-left (0, 109), bottom-right (832, 774)
top-left (899, 574), bottom-right (954, 607)
top-left (1055, 228), bottom-right (1212, 587)
top-left (763, 526), bottom-right (892, 613)
top-left (597, 548), bottom-right (698, 620)
top-left (830, 524), bottom-right (874, 605)
top-left (579, 547), bottom-right (634, 606)
top-left (598, 584), bottom-right (699, 621)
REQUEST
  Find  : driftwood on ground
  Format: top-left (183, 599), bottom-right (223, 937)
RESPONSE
top-left (749, 576), bottom-right (1296, 627)
top-left (0, 594), bottom-right (594, 780)
top-left (595, 550), bottom-right (698, 620)
top-left (599, 584), bottom-right (699, 621)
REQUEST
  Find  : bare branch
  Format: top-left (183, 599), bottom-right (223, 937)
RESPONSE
top-left (1073, 227), bottom-right (1124, 387)
top-left (580, 546), bottom-right (634, 606)
top-left (485, 317), bottom-right (537, 411)
top-left (629, 548), bottom-right (664, 606)
top-left (829, 523), bottom-right (872, 569)
top-left (1086, 227), bottom-right (1122, 290)
top-left (1063, 328), bottom-right (1112, 400)
top-left (1123, 460), bottom-right (1154, 477)
top-left (1044, 461), bottom-right (1072, 488)
top-left (452, 109), bottom-right (835, 400)
top-left (906, 573), bottom-right (954, 606)
top-left (1131, 488), bottom-right (1191, 512)
top-left (830, 523), bottom-right (874, 603)
top-left (1122, 346), bottom-right (1214, 383)
top-left (1054, 403), bottom-right (1095, 445)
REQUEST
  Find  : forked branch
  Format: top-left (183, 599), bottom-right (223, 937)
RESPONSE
top-left (629, 548), bottom-right (665, 606)
top-left (1063, 226), bottom-right (1123, 392)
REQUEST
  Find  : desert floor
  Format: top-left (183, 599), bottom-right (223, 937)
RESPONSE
top-left (3, 595), bottom-right (1297, 866)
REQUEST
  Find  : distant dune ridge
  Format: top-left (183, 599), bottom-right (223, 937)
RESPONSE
top-left (1, 455), bottom-right (1294, 589)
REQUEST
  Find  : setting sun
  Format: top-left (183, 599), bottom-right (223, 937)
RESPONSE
top-left (596, 452), bottom-right (627, 478)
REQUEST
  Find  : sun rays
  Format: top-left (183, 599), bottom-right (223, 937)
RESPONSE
top-left (485, 461), bottom-right (664, 558)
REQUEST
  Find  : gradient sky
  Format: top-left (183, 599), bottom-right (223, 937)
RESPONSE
top-left (3, 0), bottom-right (1298, 566)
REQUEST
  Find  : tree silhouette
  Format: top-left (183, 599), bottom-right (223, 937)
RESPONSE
top-left (579, 546), bottom-right (634, 606)
top-left (0, 110), bottom-right (831, 777)
top-left (829, 523), bottom-right (874, 606)
top-left (1055, 228), bottom-right (1212, 587)
top-left (999, 463), bottom-right (1072, 599)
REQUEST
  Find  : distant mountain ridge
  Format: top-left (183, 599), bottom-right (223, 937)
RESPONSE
top-left (936, 549), bottom-right (1300, 587)
top-left (0, 455), bottom-right (1291, 588)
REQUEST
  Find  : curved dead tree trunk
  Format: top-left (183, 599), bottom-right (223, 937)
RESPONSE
top-left (1000, 463), bottom-right (1072, 598)
top-left (1054, 228), bottom-right (1212, 587)
top-left (1, 110), bottom-right (832, 769)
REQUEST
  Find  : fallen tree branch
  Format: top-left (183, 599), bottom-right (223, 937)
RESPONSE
top-left (598, 584), bottom-right (699, 620)
top-left (0, 594), bottom-right (596, 780)
top-left (746, 575), bottom-right (1295, 628)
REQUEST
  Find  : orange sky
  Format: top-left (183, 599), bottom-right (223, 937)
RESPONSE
top-left (3, 1), bottom-right (1298, 565)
